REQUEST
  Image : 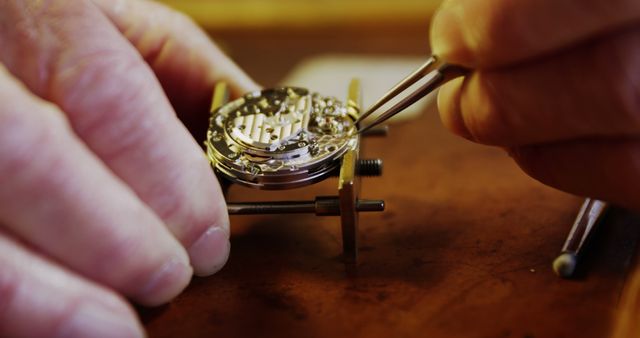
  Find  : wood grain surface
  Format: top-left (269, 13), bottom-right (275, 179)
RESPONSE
top-left (140, 26), bottom-right (640, 338)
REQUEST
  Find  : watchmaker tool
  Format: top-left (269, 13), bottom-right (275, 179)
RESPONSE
top-left (553, 198), bottom-right (608, 278)
top-left (356, 55), bottom-right (468, 134)
top-left (206, 80), bottom-right (385, 263)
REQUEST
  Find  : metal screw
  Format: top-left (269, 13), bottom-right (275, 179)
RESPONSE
top-left (356, 159), bottom-right (383, 177)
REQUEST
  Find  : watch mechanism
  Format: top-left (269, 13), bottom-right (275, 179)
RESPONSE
top-left (206, 87), bottom-right (358, 189)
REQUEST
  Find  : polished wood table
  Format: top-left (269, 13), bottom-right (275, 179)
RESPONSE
top-left (141, 26), bottom-right (640, 338)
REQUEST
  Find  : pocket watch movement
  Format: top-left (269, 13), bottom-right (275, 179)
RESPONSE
top-left (206, 87), bottom-right (358, 190)
top-left (205, 80), bottom-right (385, 264)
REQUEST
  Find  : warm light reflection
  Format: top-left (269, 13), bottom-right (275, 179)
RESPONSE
top-left (155, 0), bottom-right (442, 29)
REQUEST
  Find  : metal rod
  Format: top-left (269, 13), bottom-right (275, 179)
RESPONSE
top-left (228, 200), bottom-right (316, 215)
top-left (227, 196), bottom-right (384, 216)
top-left (552, 198), bottom-right (608, 278)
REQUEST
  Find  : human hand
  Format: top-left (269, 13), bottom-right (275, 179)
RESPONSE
top-left (431, 0), bottom-right (640, 209)
top-left (0, 0), bottom-right (258, 337)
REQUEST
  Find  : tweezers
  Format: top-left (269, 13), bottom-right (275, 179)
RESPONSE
top-left (355, 55), bottom-right (469, 134)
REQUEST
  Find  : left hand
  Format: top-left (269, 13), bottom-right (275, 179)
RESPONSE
top-left (0, 0), bottom-right (258, 336)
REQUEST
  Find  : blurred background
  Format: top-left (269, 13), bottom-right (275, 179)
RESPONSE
top-left (157, 0), bottom-right (439, 31)
top-left (156, 0), bottom-right (442, 118)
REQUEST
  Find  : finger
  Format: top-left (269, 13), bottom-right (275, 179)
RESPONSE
top-left (430, 0), bottom-right (640, 67)
top-left (0, 0), bottom-right (230, 276)
top-left (0, 65), bottom-right (190, 306)
top-left (509, 138), bottom-right (640, 210)
top-left (90, 0), bottom-right (260, 116)
top-left (437, 27), bottom-right (640, 146)
top-left (0, 231), bottom-right (144, 338)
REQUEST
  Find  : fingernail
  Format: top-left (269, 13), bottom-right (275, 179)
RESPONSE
top-left (57, 303), bottom-right (145, 338)
top-left (188, 226), bottom-right (231, 277)
top-left (138, 255), bottom-right (192, 306)
top-left (437, 77), bottom-right (473, 140)
top-left (430, 2), bottom-right (469, 61)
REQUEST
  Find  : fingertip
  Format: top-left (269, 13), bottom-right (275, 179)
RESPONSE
top-left (224, 70), bottom-right (262, 97)
top-left (235, 76), bottom-right (262, 94)
top-left (58, 302), bottom-right (146, 338)
top-left (437, 76), bottom-right (473, 140)
top-left (430, 1), bottom-right (474, 65)
top-left (188, 225), bottom-right (231, 277)
top-left (180, 174), bottom-right (232, 276)
top-left (135, 253), bottom-right (193, 307)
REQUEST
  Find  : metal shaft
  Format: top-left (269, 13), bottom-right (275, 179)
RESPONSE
top-left (553, 198), bottom-right (608, 278)
top-left (227, 196), bottom-right (384, 216)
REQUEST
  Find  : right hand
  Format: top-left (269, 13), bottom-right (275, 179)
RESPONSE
top-left (431, 0), bottom-right (640, 210)
top-left (0, 1), bottom-right (258, 337)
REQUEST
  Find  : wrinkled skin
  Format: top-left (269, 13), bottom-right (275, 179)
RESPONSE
top-left (3, 0), bottom-right (639, 336)
top-left (0, 0), bottom-right (257, 337)
top-left (432, 0), bottom-right (640, 210)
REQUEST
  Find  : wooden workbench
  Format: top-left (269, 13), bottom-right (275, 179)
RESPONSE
top-left (140, 24), bottom-right (640, 338)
